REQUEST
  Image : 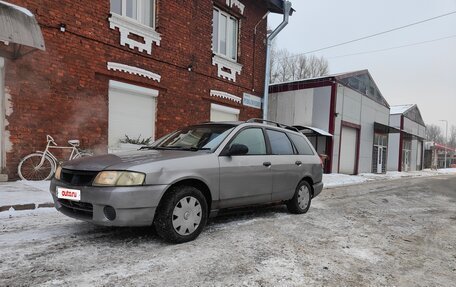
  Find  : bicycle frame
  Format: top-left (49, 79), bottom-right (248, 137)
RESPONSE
top-left (35, 139), bottom-right (81, 169)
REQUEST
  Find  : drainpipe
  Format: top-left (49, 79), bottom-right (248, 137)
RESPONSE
top-left (263, 1), bottom-right (292, 120)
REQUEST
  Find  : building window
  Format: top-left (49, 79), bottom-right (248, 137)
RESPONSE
top-left (110, 0), bottom-right (155, 28)
top-left (109, 0), bottom-right (161, 54)
top-left (212, 8), bottom-right (238, 61)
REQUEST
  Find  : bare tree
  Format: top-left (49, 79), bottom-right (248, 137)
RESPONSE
top-left (269, 45), bottom-right (330, 84)
top-left (448, 125), bottom-right (456, 148)
top-left (276, 48), bottom-right (293, 83)
top-left (426, 124), bottom-right (444, 143)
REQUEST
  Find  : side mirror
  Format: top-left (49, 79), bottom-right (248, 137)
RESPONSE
top-left (227, 144), bottom-right (249, 156)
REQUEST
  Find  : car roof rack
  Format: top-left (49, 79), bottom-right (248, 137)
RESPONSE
top-left (246, 118), bottom-right (300, 132)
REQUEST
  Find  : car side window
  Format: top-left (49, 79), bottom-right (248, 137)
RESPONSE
top-left (289, 133), bottom-right (315, 155)
top-left (266, 130), bottom-right (294, 155)
top-left (229, 128), bottom-right (266, 155)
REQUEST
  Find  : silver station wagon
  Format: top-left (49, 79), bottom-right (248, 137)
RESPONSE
top-left (50, 119), bottom-right (323, 243)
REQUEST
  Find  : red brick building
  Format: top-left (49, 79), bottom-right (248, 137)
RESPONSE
top-left (0, 0), bottom-right (288, 179)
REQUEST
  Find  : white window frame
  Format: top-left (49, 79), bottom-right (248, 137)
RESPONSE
top-left (111, 0), bottom-right (156, 29)
top-left (212, 7), bottom-right (239, 62)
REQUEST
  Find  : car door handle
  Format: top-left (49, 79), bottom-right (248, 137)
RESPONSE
top-left (295, 161), bottom-right (302, 166)
top-left (263, 162), bottom-right (272, 167)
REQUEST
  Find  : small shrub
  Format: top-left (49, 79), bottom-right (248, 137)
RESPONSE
top-left (120, 134), bottom-right (152, 145)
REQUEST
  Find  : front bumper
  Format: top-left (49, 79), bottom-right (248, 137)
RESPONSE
top-left (313, 181), bottom-right (324, 198)
top-left (50, 180), bottom-right (168, 227)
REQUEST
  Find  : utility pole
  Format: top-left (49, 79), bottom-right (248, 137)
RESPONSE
top-left (439, 120), bottom-right (448, 168)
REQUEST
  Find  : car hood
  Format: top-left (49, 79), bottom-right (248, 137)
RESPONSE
top-left (62, 149), bottom-right (209, 171)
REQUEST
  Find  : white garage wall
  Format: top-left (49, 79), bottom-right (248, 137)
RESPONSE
top-left (363, 97), bottom-right (389, 173)
top-left (339, 126), bottom-right (357, 174)
top-left (390, 114), bottom-right (401, 129)
top-left (311, 87), bottom-right (331, 131)
top-left (334, 85), bottom-right (390, 174)
top-left (387, 133), bottom-right (400, 171)
top-left (268, 90), bottom-right (297, 125)
top-left (416, 141), bottom-right (423, 170)
top-left (410, 139), bottom-right (418, 171)
top-left (268, 86), bottom-right (331, 130)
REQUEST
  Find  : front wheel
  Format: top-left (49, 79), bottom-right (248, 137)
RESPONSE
top-left (286, 181), bottom-right (312, 214)
top-left (18, 153), bottom-right (55, 181)
top-left (154, 186), bottom-right (208, 243)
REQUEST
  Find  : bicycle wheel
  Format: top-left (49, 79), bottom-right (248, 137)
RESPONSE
top-left (73, 151), bottom-right (93, 159)
top-left (18, 153), bottom-right (55, 181)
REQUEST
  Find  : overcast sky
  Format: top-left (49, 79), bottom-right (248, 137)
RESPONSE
top-left (269, 0), bottom-right (456, 133)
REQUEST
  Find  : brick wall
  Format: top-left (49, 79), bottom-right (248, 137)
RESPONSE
top-left (2, 0), bottom-right (269, 178)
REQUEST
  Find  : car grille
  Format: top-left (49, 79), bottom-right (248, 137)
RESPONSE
top-left (58, 199), bottom-right (93, 219)
top-left (60, 169), bottom-right (98, 186)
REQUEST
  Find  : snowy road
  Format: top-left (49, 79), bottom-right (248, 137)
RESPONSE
top-left (1, 175), bottom-right (456, 286)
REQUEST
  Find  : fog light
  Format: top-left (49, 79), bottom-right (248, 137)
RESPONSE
top-left (103, 206), bottom-right (116, 221)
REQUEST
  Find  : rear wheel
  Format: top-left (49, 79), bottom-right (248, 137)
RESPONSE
top-left (73, 151), bottom-right (92, 159)
top-left (154, 186), bottom-right (208, 243)
top-left (18, 153), bottom-right (55, 181)
top-left (286, 180), bottom-right (312, 214)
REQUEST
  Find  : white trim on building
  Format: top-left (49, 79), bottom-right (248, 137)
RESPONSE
top-left (210, 89), bottom-right (241, 103)
top-left (107, 62), bottom-right (161, 82)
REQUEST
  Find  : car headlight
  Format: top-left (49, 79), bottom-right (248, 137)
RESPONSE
top-left (93, 171), bottom-right (145, 186)
top-left (54, 165), bottom-right (62, 180)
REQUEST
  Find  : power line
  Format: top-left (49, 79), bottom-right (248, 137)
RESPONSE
top-left (279, 10), bottom-right (456, 59)
top-left (327, 34), bottom-right (456, 59)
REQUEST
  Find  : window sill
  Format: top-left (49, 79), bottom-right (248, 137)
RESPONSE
top-left (212, 54), bottom-right (243, 82)
top-left (109, 12), bottom-right (161, 55)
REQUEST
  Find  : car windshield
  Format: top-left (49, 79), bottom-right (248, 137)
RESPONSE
top-left (148, 124), bottom-right (235, 151)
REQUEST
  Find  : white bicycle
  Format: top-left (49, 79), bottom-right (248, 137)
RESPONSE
top-left (18, 135), bottom-right (92, 181)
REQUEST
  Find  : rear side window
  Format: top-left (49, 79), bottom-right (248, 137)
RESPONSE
top-left (289, 133), bottom-right (315, 155)
top-left (266, 130), bottom-right (294, 155)
top-left (230, 128), bottom-right (266, 155)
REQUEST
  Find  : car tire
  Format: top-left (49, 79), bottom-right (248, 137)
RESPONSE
top-left (154, 186), bottom-right (208, 243)
top-left (286, 180), bottom-right (312, 214)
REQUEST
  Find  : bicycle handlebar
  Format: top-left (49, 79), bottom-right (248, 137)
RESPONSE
top-left (46, 135), bottom-right (57, 146)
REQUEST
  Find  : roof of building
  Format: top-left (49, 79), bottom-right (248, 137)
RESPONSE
top-left (0, 1), bottom-right (45, 58)
top-left (266, 0), bottom-right (294, 14)
top-left (390, 104), bottom-right (425, 126)
top-left (390, 104), bottom-right (415, 115)
top-left (269, 69), bottom-right (390, 108)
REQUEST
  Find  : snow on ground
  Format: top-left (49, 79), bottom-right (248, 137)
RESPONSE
top-left (19, 180), bottom-right (51, 192)
top-left (2, 176), bottom-right (456, 286)
top-left (0, 181), bottom-right (52, 207)
top-left (0, 207), bottom-right (56, 219)
top-left (322, 173), bottom-right (369, 188)
top-left (324, 168), bottom-right (456, 188)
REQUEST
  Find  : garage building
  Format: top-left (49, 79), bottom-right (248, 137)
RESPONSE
top-left (268, 70), bottom-right (391, 175)
top-left (387, 104), bottom-right (426, 171)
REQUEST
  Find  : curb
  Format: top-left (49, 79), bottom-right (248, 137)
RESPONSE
top-left (0, 202), bottom-right (54, 213)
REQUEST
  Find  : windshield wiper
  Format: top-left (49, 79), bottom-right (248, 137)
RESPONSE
top-left (139, 146), bottom-right (166, 150)
top-left (180, 147), bottom-right (211, 151)
top-left (140, 146), bottom-right (210, 151)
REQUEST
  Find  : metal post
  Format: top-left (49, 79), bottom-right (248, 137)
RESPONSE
top-left (263, 1), bottom-right (292, 120)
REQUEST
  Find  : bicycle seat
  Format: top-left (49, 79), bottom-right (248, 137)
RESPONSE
top-left (68, 140), bottom-right (80, 147)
